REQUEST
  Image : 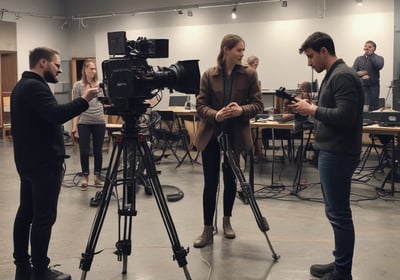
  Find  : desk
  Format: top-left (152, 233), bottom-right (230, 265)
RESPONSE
top-left (164, 106), bottom-right (197, 117)
top-left (251, 120), bottom-right (299, 189)
top-left (252, 121), bottom-right (400, 195)
top-left (157, 107), bottom-right (198, 147)
top-left (251, 120), bottom-right (294, 130)
top-left (362, 124), bottom-right (400, 195)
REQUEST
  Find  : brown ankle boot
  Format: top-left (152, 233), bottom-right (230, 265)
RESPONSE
top-left (94, 175), bottom-right (104, 187)
top-left (193, 225), bottom-right (214, 248)
top-left (223, 216), bottom-right (236, 239)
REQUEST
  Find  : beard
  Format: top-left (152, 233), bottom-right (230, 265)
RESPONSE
top-left (43, 69), bottom-right (58, 83)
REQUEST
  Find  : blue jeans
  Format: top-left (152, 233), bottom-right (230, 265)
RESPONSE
top-left (318, 151), bottom-right (359, 276)
top-left (77, 123), bottom-right (106, 176)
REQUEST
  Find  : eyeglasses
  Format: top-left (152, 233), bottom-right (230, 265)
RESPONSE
top-left (53, 62), bottom-right (61, 69)
top-left (50, 61), bottom-right (61, 70)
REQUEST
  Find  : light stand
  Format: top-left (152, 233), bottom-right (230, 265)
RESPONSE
top-left (79, 108), bottom-right (191, 279)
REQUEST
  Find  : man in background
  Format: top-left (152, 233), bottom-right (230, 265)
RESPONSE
top-left (352, 40), bottom-right (384, 111)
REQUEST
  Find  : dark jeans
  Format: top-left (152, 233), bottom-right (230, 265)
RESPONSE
top-left (77, 123), bottom-right (106, 176)
top-left (318, 151), bottom-right (360, 276)
top-left (13, 161), bottom-right (64, 271)
top-left (201, 135), bottom-right (237, 225)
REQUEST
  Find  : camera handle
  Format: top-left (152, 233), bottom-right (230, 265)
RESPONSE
top-left (217, 133), bottom-right (280, 261)
top-left (79, 117), bottom-right (191, 279)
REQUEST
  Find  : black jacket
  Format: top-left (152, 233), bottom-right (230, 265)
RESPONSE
top-left (314, 59), bottom-right (364, 155)
top-left (11, 71), bottom-right (89, 173)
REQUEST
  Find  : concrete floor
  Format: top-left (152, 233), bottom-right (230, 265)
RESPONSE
top-left (0, 138), bottom-right (399, 280)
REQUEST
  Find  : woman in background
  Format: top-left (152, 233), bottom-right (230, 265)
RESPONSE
top-left (72, 59), bottom-right (106, 190)
top-left (246, 55), bottom-right (264, 162)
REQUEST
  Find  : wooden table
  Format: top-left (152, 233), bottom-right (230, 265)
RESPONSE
top-left (361, 124), bottom-right (400, 195)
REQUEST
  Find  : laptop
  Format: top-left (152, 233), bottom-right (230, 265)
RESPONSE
top-left (169, 96), bottom-right (188, 106)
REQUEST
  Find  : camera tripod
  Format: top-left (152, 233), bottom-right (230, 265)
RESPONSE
top-left (79, 111), bottom-right (191, 279)
top-left (218, 133), bottom-right (280, 261)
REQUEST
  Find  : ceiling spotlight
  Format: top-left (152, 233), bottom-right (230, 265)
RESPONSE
top-left (356, 0), bottom-right (363, 5)
top-left (281, 0), bottom-right (288, 7)
top-left (231, 6), bottom-right (237, 19)
top-left (187, 9), bottom-right (193, 17)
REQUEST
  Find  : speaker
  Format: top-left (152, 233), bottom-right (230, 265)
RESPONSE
top-left (392, 80), bottom-right (400, 111)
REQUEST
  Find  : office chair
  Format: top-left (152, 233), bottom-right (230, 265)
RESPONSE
top-left (261, 128), bottom-right (297, 161)
top-left (150, 110), bottom-right (193, 167)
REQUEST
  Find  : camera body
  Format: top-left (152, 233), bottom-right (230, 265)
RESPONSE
top-left (101, 31), bottom-right (200, 116)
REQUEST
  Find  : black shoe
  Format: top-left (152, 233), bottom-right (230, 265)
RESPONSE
top-left (237, 190), bottom-right (249, 204)
top-left (31, 267), bottom-right (71, 280)
top-left (310, 262), bottom-right (334, 278)
top-left (15, 265), bottom-right (31, 280)
top-left (321, 270), bottom-right (352, 280)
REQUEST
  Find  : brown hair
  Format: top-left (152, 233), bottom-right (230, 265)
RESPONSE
top-left (247, 55), bottom-right (259, 67)
top-left (217, 34), bottom-right (245, 68)
top-left (29, 47), bottom-right (60, 69)
top-left (365, 40), bottom-right (377, 50)
top-left (299, 32), bottom-right (336, 56)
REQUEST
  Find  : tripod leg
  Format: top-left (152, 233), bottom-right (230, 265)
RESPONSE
top-left (218, 134), bottom-right (280, 261)
top-left (114, 138), bottom-right (137, 274)
top-left (80, 136), bottom-right (124, 279)
top-left (138, 139), bottom-right (192, 279)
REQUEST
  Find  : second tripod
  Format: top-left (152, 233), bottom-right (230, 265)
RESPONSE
top-left (79, 113), bottom-right (191, 279)
top-left (218, 133), bottom-right (280, 261)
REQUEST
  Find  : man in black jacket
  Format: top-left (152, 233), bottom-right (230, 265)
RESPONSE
top-left (11, 47), bottom-right (99, 280)
top-left (289, 32), bottom-right (363, 280)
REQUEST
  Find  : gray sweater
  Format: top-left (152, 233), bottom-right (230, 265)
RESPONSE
top-left (314, 59), bottom-right (364, 155)
top-left (72, 81), bottom-right (105, 124)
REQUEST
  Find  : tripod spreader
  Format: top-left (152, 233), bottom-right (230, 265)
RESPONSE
top-left (218, 133), bottom-right (279, 261)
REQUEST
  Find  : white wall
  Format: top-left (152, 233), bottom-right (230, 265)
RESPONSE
top-left (88, 1), bottom-right (393, 103)
top-left (0, 0), bottom-right (395, 104)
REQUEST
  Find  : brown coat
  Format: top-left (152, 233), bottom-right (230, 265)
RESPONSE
top-left (194, 65), bottom-right (263, 153)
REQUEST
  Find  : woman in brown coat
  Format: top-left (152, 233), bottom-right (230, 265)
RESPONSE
top-left (193, 34), bottom-right (263, 248)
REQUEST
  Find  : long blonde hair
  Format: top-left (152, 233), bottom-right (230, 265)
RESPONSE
top-left (81, 59), bottom-right (98, 86)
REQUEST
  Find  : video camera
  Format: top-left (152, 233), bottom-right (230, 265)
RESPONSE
top-left (101, 31), bottom-right (200, 116)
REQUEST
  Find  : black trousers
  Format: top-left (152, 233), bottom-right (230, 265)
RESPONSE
top-left (77, 123), bottom-right (106, 176)
top-left (13, 161), bottom-right (64, 272)
top-left (201, 135), bottom-right (237, 225)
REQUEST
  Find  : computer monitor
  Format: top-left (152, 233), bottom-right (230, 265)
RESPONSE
top-left (262, 90), bottom-right (275, 112)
